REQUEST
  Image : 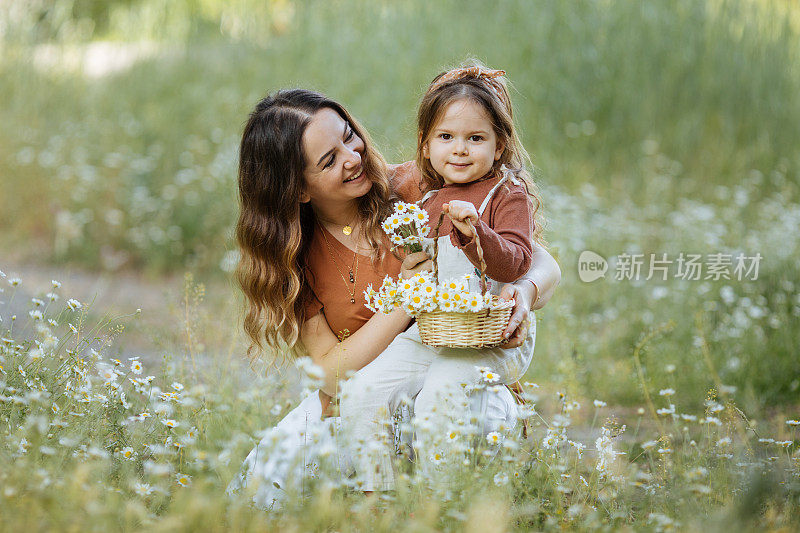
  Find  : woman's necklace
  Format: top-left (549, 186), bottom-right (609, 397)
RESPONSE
top-left (318, 221), bottom-right (360, 303)
top-left (316, 212), bottom-right (356, 236)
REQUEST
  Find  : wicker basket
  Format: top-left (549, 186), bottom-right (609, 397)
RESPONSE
top-left (417, 213), bottom-right (513, 348)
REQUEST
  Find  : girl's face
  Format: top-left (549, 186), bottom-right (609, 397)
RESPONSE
top-left (422, 98), bottom-right (503, 186)
top-left (301, 108), bottom-right (369, 207)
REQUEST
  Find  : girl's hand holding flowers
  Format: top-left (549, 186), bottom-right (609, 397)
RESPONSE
top-left (381, 201), bottom-right (429, 254)
top-left (443, 200), bottom-right (480, 238)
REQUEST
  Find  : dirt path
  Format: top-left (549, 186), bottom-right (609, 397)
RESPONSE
top-left (0, 261), bottom-right (243, 368)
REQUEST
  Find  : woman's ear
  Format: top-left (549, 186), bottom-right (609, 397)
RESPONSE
top-left (422, 141), bottom-right (430, 159)
top-left (299, 190), bottom-right (311, 203)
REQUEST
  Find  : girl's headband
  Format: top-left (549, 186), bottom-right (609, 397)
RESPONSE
top-left (428, 66), bottom-right (509, 107)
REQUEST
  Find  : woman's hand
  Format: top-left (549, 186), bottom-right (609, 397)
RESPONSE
top-left (401, 251), bottom-right (433, 279)
top-left (497, 243), bottom-right (561, 347)
top-left (498, 283), bottom-right (532, 348)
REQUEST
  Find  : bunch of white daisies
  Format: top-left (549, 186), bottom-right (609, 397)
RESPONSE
top-left (381, 202), bottom-right (429, 253)
top-left (364, 272), bottom-right (493, 317)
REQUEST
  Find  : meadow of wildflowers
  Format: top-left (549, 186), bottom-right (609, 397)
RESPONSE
top-left (1, 270), bottom-right (798, 530)
top-left (2, 0), bottom-right (799, 529)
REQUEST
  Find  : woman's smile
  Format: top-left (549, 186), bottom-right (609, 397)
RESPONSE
top-left (343, 167), bottom-right (364, 183)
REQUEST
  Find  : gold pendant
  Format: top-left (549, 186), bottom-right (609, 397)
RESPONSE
top-left (342, 225), bottom-right (352, 235)
top-left (350, 297), bottom-right (355, 304)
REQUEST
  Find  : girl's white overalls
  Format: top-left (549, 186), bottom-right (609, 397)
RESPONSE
top-left (337, 172), bottom-right (536, 491)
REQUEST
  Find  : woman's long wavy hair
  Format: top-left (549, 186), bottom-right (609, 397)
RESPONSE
top-left (416, 60), bottom-right (546, 245)
top-left (236, 89), bottom-right (394, 362)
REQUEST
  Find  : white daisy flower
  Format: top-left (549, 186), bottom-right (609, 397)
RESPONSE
top-left (420, 283), bottom-right (437, 297)
top-left (408, 294), bottom-right (424, 309)
top-left (67, 299), bottom-right (82, 311)
top-left (486, 432), bottom-right (502, 445)
top-left (120, 446), bottom-right (136, 460)
top-left (481, 370), bottom-right (499, 384)
top-left (685, 467), bottom-right (708, 481)
top-left (175, 473), bottom-right (191, 487)
top-left (133, 482), bottom-right (153, 496)
top-left (493, 472), bottom-right (509, 486)
top-left (466, 294), bottom-right (483, 312)
top-left (161, 419), bottom-right (178, 429)
top-left (429, 451), bottom-right (445, 465)
top-left (542, 430), bottom-right (559, 449)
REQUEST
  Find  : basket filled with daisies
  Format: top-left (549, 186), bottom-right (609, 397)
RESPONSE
top-left (366, 203), bottom-right (513, 348)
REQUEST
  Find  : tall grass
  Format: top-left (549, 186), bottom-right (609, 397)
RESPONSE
top-left (1, 271), bottom-right (798, 531)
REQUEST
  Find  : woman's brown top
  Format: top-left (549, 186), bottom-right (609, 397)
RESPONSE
top-left (303, 162), bottom-right (424, 339)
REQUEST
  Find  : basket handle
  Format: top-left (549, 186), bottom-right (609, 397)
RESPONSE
top-left (430, 211), bottom-right (490, 299)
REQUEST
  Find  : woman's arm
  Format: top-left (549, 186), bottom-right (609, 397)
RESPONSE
top-left (300, 307), bottom-right (412, 397)
top-left (525, 241), bottom-right (561, 310)
top-left (299, 252), bottom-right (429, 397)
top-left (499, 241), bottom-right (561, 343)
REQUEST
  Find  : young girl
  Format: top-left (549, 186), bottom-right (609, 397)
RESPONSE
top-left (340, 63), bottom-right (545, 491)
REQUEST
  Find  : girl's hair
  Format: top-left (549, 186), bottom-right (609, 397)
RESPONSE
top-left (236, 89), bottom-right (395, 362)
top-left (416, 60), bottom-right (545, 244)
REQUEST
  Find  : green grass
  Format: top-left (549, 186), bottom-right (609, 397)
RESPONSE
top-left (2, 1), bottom-right (800, 528)
top-left (0, 276), bottom-right (798, 531)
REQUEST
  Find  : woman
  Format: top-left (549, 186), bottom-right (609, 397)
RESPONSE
top-left (227, 89), bottom-right (560, 507)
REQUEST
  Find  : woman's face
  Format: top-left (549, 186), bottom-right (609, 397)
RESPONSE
top-left (301, 108), bottom-right (369, 207)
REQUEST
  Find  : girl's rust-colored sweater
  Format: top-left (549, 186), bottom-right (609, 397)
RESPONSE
top-left (396, 162), bottom-right (534, 284)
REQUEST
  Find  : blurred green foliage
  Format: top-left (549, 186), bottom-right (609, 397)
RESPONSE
top-left (1, 0), bottom-right (799, 407)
